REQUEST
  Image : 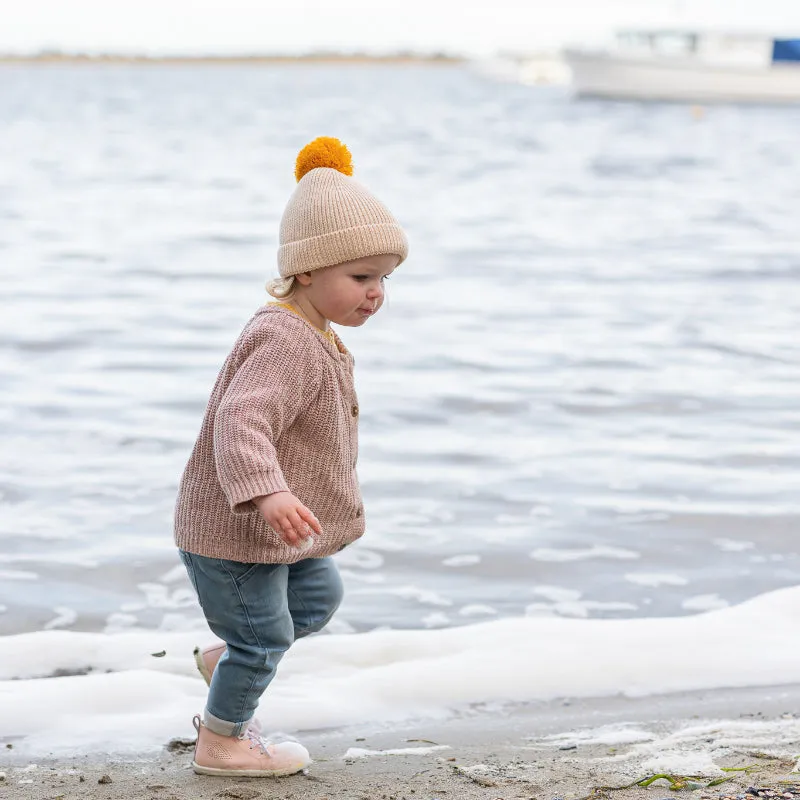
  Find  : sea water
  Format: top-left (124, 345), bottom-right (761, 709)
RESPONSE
top-left (0, 64), bottom-right (798, 753)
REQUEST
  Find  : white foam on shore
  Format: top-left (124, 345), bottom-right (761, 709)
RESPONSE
top-left (3, 586), bottom-right (800, 757)
top-left (538, 717), bottom-right (800, 778)
top-left (343, 745), bottom-right (451, 759)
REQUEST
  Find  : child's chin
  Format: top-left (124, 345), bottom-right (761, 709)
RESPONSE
top-left (336, 313), bottom-right (371, 327)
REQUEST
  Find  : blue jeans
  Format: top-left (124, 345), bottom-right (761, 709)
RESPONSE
top-left (179, 550), bottom-right (343, 737)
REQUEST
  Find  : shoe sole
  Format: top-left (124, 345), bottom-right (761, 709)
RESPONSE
top-left (193, 646), bottom-right (212, 686)
top-left (191, 761), bottom-right (308, 777)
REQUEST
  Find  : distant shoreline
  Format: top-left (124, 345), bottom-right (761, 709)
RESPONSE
top-left (0, 52), bottom-right (465, 66)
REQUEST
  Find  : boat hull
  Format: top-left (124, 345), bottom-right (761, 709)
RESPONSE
top-left (564, 50), bottom-right (800, 103)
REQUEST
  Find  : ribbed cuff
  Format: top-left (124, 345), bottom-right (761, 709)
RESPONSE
top-left (204, 709), bottom-right (253, 738)
top-left (222, 471), bottom-right (290, 515)
top-left (279, 223), bottom-right (408, 276)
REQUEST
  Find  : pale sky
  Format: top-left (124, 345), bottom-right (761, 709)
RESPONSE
top-left (3, 0), bottom-right (799, 56)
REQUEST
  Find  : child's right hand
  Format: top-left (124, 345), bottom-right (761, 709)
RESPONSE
top-left (253, 492), bottom-right (323, 549)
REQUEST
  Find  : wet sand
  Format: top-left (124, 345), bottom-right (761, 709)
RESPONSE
top-left (5, 685), bottom-right (800, 800)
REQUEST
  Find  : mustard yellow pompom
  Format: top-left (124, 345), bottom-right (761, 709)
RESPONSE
top-left (295, 137), bottom-right (353, 182)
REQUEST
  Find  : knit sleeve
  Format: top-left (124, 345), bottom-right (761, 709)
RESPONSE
top-left (213, 323), bottom-right (323, 515)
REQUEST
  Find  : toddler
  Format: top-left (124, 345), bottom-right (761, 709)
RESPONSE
top-left (175, 137), bottom-right (408, 777)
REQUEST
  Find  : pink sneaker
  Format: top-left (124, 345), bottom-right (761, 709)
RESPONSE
top-left (193, 642), bottom-right (226, 686)
top-left (191, 715), bottom-right (311, 777)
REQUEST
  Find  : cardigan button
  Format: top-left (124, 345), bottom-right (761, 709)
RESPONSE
top-left (355, 507), bottom-right (362, 518)
top-left (351, 404), bottom-right (359, 417)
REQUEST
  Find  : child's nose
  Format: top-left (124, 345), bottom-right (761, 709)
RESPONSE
top-left (366, 283), bottom-right (383, 300)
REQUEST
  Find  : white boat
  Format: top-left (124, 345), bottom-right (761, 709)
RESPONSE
top-left (472, 53), bottom-right (570, 86)
top-left (564, 30), bottom-right (800, 103)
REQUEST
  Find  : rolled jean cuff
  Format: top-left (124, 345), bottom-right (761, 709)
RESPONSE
top-left (203, 708), bottom-right (254, 738)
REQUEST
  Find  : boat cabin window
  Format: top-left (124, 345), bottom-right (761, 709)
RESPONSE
top-left (615, 30), bottom-right (776, 67)
top-left (617, 31), bottom-right (698, 56)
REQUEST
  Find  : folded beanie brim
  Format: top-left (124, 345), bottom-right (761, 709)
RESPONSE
top-left (278, 222), bottom-right (408, 277)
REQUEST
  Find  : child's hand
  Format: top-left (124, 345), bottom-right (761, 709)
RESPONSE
top-left (253, 492), bottom-right (322, 549)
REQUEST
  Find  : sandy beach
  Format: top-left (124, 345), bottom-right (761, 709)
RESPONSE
top-left (5, 684), bottom-right (800, 800)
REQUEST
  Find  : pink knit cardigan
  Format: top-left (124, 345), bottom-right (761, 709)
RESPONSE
top-left (174, 305), bottom-right (364, 563)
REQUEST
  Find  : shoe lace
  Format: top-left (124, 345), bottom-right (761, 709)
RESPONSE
top-left (244, 728), bottom-right (272, 755)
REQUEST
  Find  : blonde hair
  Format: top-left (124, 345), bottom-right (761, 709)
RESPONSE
top-left (265, 275), bottom-right (296, 300)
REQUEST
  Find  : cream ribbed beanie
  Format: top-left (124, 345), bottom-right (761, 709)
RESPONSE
top-left (275, 137), bottom-right (408, 284)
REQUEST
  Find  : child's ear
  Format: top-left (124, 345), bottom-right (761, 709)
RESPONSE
top-left (295, 272), bottom-right (313, 286)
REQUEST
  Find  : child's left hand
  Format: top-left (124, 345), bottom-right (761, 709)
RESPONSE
top-left (253, 491), bottom-right (322, 549)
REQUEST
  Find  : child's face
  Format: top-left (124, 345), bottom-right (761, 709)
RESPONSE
top-left (296, 253), bottom-right (399, 327)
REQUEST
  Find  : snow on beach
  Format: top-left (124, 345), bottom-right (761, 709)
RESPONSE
top-left (2, 585), bottom-right (800, 757)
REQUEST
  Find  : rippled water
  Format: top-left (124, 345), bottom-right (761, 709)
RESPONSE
top-left (1, 64), bottom-right (799, 636)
